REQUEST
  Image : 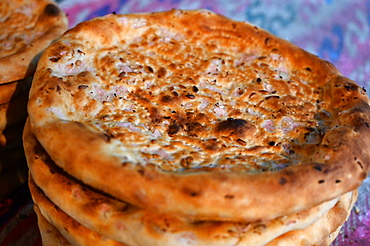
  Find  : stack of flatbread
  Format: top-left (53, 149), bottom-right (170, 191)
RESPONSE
top-left (24, 10), bottom-right (370, 245)
top-left (0, 0), bottom-right (67, 199)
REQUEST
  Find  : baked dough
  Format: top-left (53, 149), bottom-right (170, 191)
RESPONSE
top-left (35, 205), bottom-right (73, 246)
top-left (29, 175), bottom-right (356, 246)
top-left (24, 119), bottom-right (343, 246)
top-left (28, 9), bottom-right (370, 221)
top-left (0, 0), bottom-right (68, 84)
top-left (264, 190), bottom-right (357, 246)
top-left (30, 177), bottom-right (129, 246)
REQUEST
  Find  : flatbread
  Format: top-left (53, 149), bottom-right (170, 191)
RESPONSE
top-left (29, 175), bottom-right (356, 246)
top-left (0, 0), bottom-right (68, 84)
top-left (0, 76), bottom-right (32, 105)
top-left (29, 177), bottom-right (129, 246)
top-left (265, 190), bottom-right (357, 246)
top-left (28, 9), bottom-right (370, 221)
top-left (34, 205), bottom-right (73, 246)
top-left (24, 119), bottom-right (342, 246)
top-left (0, 90), bottom-right (28, 131)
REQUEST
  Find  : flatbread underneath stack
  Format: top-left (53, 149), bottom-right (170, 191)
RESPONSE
top-left (29, 175), bottom-right (357, 246)
top-left (34, 205), bottom-right (73, 246)
top-left (25, 119), bottom-right (357, 246)
top-left (30, 178), bottom-right (128, 246)
top-left (265, 190), bottom-right (357, 246)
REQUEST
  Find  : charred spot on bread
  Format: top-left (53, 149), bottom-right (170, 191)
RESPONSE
top-left (168, 123), bottom-right (181, 136)
top-left (214, 118), bottom-right (256, 142)
top-left (279, 177), bottom-right (287, 185)
top-left (44, 4), bottom-right (61, 17)
top-left (184, 122), bottom-right (203, 137)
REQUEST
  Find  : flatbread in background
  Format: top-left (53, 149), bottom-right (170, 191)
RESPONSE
top-left (0, 0), bottom-right (68, 84)
top-left (28, 9), bottom-right (370, 222)
top-left (24, 119), bottom-right (348, 246)
top-left (34, 205), bottom-right (73, 246)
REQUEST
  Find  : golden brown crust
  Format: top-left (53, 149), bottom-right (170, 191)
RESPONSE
top-left (34, 205), bottom-right (73, 246)
top-left (265, 190), bottom-right (357, 246)
top-left (29, 173), bottom-right (356, 246)
top-left (0, 0), bottom-right (68, 84)
top-left (28, 9), bottom-right (370, 221)
top-left (24, 119), bottom-right (344, 246)
top-left (29, 176), bottom-right (129, 246)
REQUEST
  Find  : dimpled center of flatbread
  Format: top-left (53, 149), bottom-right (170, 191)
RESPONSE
top-left (0, 1), bottom-right (44, 58)
top-left (47, 15), bottom-right (324, 173)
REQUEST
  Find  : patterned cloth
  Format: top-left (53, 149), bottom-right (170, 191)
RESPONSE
top-left (1, 0), bottom-right (369, 245)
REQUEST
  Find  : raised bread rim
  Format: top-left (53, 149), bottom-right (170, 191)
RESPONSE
top-left (27, 9), bottom-right (370, 221)
top-left (264, 189), bottom-right (358, 246)
top-left (30, 175), bottom-right (357, 246)
top-left (30, 177), bottom-right (129, 246)
top-left (34, 205), bottom-right (73, 246)
top-left (24, 118), bottom-right (345, 246)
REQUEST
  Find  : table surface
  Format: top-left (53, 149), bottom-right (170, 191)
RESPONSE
top-left (1, 0), bottom-right (370, 245)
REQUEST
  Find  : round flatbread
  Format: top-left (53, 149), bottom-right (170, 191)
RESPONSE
top-left (28, 9), bottom-right (370, 221)
top-left (0, 0), bottom-right (68, 84)
top-left (0, 76), bottom-right (32, 105)
top-left (24, 119), bottom-right (343, 246)
top-left (29, 174), bottom-right (356, 246)
top-left (264, 190), bottom-right (357, 246)
top-left (30, 177), bottom-right (128, 246)
top-left (34, 205), bottom-right (73, 246)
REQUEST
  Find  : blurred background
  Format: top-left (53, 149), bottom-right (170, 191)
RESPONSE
top-left (56, 0), bottom-right (370, 92)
